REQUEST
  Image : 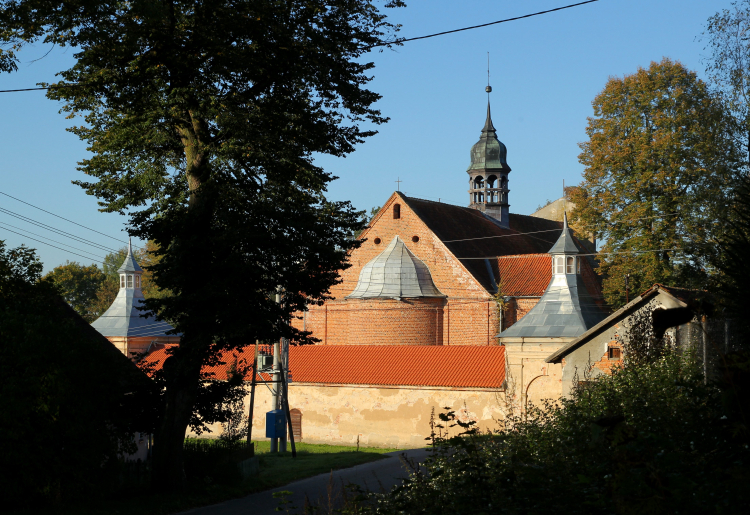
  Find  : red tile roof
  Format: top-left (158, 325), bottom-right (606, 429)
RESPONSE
top-left (144, 344), bottom-right (506, 389)
top-left (496, 254), bottom-right (551, 297)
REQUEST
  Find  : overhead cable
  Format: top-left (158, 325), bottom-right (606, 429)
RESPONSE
top-left (0, 225), bottom-right (103, 262)
top-left (0, 1), bottom-right (601, 93)
top-left (0, 221), bottom-right (107, 260)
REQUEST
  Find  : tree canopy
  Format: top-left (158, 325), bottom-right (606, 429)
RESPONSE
top-left (570, 58), bottom-right (741, 307)
top-left (0, 0), bottom-right (403, 488)
top-left (43, 261), bottom-right (106, 322)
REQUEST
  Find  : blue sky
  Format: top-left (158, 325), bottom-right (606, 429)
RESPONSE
top-left (0, 0), bottom-right (729, 272)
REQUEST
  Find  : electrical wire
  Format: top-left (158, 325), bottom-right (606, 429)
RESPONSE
top-left (0, 1), bottom-right (601, 93)
top-left (0, 221), bottom-right (107, 260)
top-left (0, 190), bottom-right (128, 244)
top-left (0, 225), bottom-right (103, 262)
top-left (0, 206), bottom-right (119, 253)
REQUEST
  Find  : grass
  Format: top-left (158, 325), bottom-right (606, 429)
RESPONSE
top-left (29, 440), bottom-right (399, 515)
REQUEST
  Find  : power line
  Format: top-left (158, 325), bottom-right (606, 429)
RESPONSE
top-left (457, 248), bottom-right (684, 260)
top-left (0, 1), bottom-right (602, 93)
top-left (367, 0), bottom-right (600, 49)
top-left (0, 225), bottom-right (103, 262)
top-left (443, 229), bottom-right (560, 243)
top-left (0, 221), bottom-right (107, 260)
top-left (0, 190), bottom-right (128, 244)
top-left (0, 206), bottom-right (119, 253)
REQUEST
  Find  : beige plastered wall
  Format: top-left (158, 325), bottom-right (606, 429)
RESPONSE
top-left (500, 337), bottom-right (572, 411)
top-left (189, 382), bottom-right (508, 449)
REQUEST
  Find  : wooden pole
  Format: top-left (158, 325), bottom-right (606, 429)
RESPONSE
top-left (280, 370), bottom-right (297, 457)
top-left (246, 341), bottom-right (258, 449)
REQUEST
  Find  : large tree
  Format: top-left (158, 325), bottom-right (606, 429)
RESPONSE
top-left (0, 0), bottom-right (403, 488)
top-left (704, 0), bottom-right (750, 169)
top-left (571, 58), bottom-right (740, 308)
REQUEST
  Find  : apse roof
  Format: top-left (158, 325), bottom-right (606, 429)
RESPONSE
top-left (346, 235), bottom-right (445, 299)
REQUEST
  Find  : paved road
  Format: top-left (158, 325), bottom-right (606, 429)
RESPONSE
top-left (178, 448), bottom-right (430, 515)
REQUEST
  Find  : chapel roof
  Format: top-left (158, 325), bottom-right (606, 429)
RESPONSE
top-left (397, 193), bottom-right (591, 293)
top-left (144, 344), bottom-right (506, 389)
top-left (347, 235), bottom-right (445, 299)
top-left (91, 247), bottom-right (177, 338)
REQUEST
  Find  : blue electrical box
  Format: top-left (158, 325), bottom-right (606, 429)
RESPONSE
top-left (265, 409), bottom-right (286, 438)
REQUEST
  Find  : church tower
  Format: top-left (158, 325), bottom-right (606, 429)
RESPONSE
top-left (467, 84), bottom-right (511, 228)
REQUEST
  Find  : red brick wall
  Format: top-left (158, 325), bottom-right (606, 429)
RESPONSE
top-left (592, 341), bottom-right (623, 375)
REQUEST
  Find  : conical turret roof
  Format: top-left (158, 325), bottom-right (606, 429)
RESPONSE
top-left (548, 213), bottom-right (579, 255)
top-left (347, 236), bottom-right (445, 299)
top-left (91, 244), bottom-right (177, 338)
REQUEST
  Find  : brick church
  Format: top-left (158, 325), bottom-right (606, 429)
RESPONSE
top-left (292, 99), bottom-right (604, 348)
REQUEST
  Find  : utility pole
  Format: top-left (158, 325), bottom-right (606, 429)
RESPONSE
top-left (279, 337), bottom-right (289, 452)
top-left (271, 290), bottom-right (282, 453)
top-left (625, 274), bottom-right (630, 304)
top-left (246, 341), bottom-right (258, 449)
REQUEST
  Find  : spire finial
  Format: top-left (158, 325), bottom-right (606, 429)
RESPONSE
top-left (486, 52), bottom-right (492, 94)
top-left (128, 236), bottom-right (132, 254)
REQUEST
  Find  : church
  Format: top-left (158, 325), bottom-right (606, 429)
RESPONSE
top-left (97, 90), bottom-right (610, 448)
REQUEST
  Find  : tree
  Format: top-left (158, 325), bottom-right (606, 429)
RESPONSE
top-left (571, 58), bottom-right (740, 308)
top-left (703, 1), bottom-right (750, 168)
top-left (43, 261), bottom-right (106, 322)
top-left (0, 0), bottom-right (403, 489)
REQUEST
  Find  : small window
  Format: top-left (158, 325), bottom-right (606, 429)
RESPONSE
top-left (120, 275), bottom-right (125, 288)
top-left (393, 204), bottom-right (401, 219)
top-left (135, 275), bottom-right (140, 288)
top-left (374, 237), bottom-right (382, 245)
top-left (127, 275), bottom-right (133, 288)
top-left (555, 256), bottom-right (564, 274)
top-left (608, 347), bottom-right (622, 360)
top-left (412, 235), bottom-right (420, 242)
top-left (566, 256), bottom-right (575, 274)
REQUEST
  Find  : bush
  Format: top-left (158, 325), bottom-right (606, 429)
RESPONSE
top-left (183, 439), bottom-right (254, 486)
top-left (364, 352), bottom-right (750, 515)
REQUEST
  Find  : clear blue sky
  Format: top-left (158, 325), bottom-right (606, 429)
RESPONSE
top-left (0, 0), bottom-right (729, 272)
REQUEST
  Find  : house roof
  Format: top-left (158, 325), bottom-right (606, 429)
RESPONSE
top-left (545, 284), bottom-right (693, 364)
top-left (347, 236), bottom-right (445, 299)
top-left (398, 193), bottom-right (591, 294)
top-left (144, 344), bottom-right (506, 389)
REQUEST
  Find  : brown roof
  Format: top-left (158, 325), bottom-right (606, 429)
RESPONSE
top-left (399, 194), bottom-right (590, 293)
top-left (145, 344), bottom-right (506, 389)
top-left (496, 255), bottom-right (551, 297)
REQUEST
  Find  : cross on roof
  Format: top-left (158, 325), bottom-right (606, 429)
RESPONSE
top-left (395, 177), bottom-right (402, 191)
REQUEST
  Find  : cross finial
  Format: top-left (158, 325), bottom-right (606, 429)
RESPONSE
top-left (395, 177), bottom-right (402, 191)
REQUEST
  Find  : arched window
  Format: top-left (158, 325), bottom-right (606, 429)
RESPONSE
top-left (566, 256), bottom-right (575, 274)
top-left (487, 175), bottom-right (497, 188)
top-left (120, 275), bottom-right (125, 288)
top-left (554, 256), bottom-right (564, 274)
top-left (127, 275), bottom-right (133, 288)
top-left (474, 176), bottom-right (484, 189)
top-left (135, 275), bottom-right (141, 288)
top-left (500, 177), bottom-right (508, 190)
top-left (393, 203), bottom-right (401, 219)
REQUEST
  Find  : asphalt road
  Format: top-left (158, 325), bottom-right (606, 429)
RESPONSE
top-left (177, 447), bottom-right (430, 515)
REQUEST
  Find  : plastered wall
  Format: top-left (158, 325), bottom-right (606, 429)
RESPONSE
top-left (189, 381), bottom-right (508, 449)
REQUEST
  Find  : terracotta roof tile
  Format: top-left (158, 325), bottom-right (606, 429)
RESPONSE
top-left (496, 254), bottom-right (551, 297)
top-left (144, 344), bottom-right (505, 389)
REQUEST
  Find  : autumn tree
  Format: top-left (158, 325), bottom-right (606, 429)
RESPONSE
top-left (0, 0), bottom-right (402, 488)
top-left (43, 261), bottom-right (106, 322)
top-left (571, 58), bottom-right (740, 308)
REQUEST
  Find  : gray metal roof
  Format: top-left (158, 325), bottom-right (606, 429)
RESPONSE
top-left (347, 236), bottom-right (445, 299)
top-left (498, 273), bottom-right (606, 338)
top-left (118, 241), bottom-right (143, 273)
top-left (548, 213), bottom-right (579, 255)
top-left (466, 100), bottom-right (510, 174)
top-left (91, 247), bottom-right (176, 338)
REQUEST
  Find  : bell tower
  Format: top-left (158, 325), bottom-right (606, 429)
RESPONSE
top-left (467, 83), bottom-right (511, 228)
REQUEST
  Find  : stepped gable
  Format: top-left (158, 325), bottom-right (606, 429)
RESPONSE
top-left (399, 194), bottom-right (590, 293)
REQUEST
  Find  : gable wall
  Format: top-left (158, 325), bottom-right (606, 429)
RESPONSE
top-left (292, 194), bottom-right (499, 346)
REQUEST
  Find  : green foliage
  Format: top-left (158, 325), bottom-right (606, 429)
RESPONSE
top-left (0, 241), bottom-right (154, 507)
top-left (572, 58), bottom-right (741, 308)
top-left (354, 206), bottom-right (382, 239)
top-left (359, 354), bottom-right (749, 515)
top-left (0, 1), bottom-right (404, 486)
top-left (43, 260), bottom-right (106, 322)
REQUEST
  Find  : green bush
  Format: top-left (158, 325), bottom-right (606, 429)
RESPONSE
top-left (183, 439), bottom-right (254, 486)
top-left (365, 352), bottom-right (750, 515)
